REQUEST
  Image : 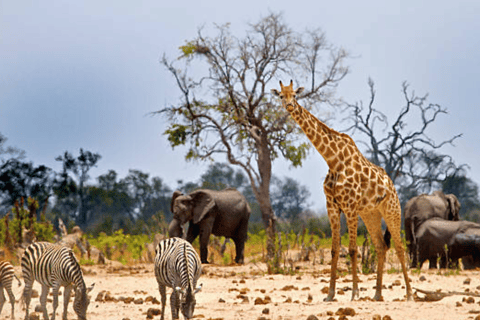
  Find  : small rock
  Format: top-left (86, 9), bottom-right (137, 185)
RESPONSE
top-left (372, 315), bottom-right (382, 320)
top-left (123, 297), bottom-right (134, 304)
top-left (262, 308), bottom-right (269, 314)
top-left (456, 301), bottom-right (463, 307)
top-left (95, 291), bottom-right (106, 302)
top-left (306, 315), bottom-right (318, 320)
top-left (464, 278), bottom-right (472, 285)
top-left (383, 316), bottom-right (392, 320)
top-left (463, 296), bottom-right (475, 304)
top-left (419, 275), bottom-right (427, 282)
top-left (336, 307), bottom-right (356, 316)
top-left (219, 298), bottom-right (225, 303)
top-left (146, 308), bottom-right (161, 317)
top-left (134, 298), bottom-right (143, 304)
top-left (28, 313), bottom-right (40, 320)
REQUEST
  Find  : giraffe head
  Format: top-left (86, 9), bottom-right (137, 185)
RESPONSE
top-left (271, 80), bottom-right (304, 112)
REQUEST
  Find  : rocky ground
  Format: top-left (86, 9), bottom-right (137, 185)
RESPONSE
top-left (5, 251), bottom-right (480, 320)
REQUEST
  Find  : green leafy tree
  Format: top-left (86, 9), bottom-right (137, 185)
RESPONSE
top-left (199, 163), bottom-right (247, 191)
top-left (442, 171), bottom-right (480, 219)
top-left (54, 149), bottom-right (101, 228)
top-left (0, 159), bottom-right (53, 213)
top-left (156, 13), bottom-right (349, 258)
top-left (271, 176), bottom-right (310, 220)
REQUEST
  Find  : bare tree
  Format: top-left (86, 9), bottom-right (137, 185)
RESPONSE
top-left (342, 79), bottom-right (465, 203)
top-left (155, 13), bottom-right (349, 258)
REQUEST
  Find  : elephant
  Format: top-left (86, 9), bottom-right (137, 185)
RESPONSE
top-left (415, 218), bottom-right (480, 269)
top-left (404, 190), bottom-right (461, 267)
top-left (168, 188), bottom-right (251, 264)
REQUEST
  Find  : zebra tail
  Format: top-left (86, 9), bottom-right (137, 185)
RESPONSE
top-left (14, 274), bottom-right (21, 287)
top-left (183, 243), bottom-right (192, 292)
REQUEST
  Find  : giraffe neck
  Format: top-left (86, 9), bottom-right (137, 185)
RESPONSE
top-left (289, 101), bottom-right (350, 169)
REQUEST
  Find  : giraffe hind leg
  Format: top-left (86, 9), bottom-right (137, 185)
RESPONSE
top-left (386, 220), bottom-right (413, 301)
top-left (345, 214), bottom-right (360, 300)
top-left (362, 212), bottom-right (388, 301)
top-left (324, 210), bottom-right (341, 301)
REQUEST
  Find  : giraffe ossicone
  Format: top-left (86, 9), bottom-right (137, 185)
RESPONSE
top-left (272, 80), bottom-right (413, 302)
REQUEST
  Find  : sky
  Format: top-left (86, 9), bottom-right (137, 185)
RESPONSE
top-left (1, 0), bottom-right (479, 212)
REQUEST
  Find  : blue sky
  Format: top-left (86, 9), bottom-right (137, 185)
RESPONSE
top-left (1, 0), bottom-right (479, 211)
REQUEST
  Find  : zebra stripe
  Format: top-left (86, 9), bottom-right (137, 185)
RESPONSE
top-left (21, 242), bottom-right (93, 320)
top-left (154, 237), bottom-right (202, 320)
top-left (0, 260), bottom-right (20, 320)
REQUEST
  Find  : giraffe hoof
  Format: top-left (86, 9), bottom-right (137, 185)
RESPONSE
top-left (373, 294), bottom-right (384, 301)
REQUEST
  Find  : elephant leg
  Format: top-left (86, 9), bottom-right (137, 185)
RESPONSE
top-left (199, 229), bottom-right (211, 264)
top-left (186, 223), bottom-right (200, 244)
top-left (233, 237), bottom-right (245, 264)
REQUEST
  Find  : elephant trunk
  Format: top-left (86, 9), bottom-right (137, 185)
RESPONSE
top-left (168, 218), bottom-right (184, 238)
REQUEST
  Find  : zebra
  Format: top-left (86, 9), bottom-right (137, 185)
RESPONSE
top-left (154, 237), bottom-right (202, 320)
top-left (21, 242), bottom-right (95, 320)
top-left (0, 260), bottom-right (21, 320)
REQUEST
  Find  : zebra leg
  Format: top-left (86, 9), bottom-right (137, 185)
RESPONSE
top-left (170, 290), bottom-right (180, 320)
top-left (22, 279), bottom-right (34, 320)
top-left (6, 286), bottom-right (15, 320)
top-left (0, 286), bottom-right (5, 316)
top-left (62, 285), bottom-right (72, 320)
top-left (51, 284), bottom-right (62, 320)
top-left (40, 284), bottom-right (50, 320)
top-left (158, 284), bottom-right (166, 320)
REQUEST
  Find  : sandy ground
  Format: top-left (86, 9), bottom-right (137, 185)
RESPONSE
top-left (4, 252), bottom-right (480, 320)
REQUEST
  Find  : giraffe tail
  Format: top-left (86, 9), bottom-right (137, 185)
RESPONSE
top-left (384, 227), bottom-right (391, 248)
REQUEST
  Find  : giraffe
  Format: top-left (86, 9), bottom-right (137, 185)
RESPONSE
top-left (271, 80), bottom-right (413, 302)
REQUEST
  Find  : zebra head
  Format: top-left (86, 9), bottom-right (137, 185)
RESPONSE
top-left (74, 282), bottom-right (95, 320)
top-left (175, 283), bottom-right (202, 319)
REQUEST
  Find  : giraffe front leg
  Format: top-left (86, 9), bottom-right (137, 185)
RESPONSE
top-left (324, 206), bottom-right (341, 302)
top-left (346, 216), bottom-right (359, 301)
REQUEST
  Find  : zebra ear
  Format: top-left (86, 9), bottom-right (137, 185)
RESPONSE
top-left (175, 286), bottom-right (185, 295)
top-left (194, 283), bottom-right (203, 293)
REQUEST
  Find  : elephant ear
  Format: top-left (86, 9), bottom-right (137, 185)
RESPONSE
top-left (190, 190), bottom-right (216, 224)
top-left (446, 194), bottom-right (461, 221)
top-left (171, 190), bottom-right (184, 214)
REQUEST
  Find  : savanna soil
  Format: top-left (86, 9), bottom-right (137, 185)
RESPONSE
top-left (7, 251), bottom-right (480, 320)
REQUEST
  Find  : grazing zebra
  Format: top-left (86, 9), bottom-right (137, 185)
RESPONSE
top-left (21, 242), bottom-right (94, 320)
top-left (154, 237), bottom-right (202, 320)
top-left (0, 260), bottom-right (21, 320)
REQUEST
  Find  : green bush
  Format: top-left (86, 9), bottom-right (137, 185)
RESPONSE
top-left (87, 229), bottom-right (151, 263)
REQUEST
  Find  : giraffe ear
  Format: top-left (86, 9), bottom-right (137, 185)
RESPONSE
top-left (271, 89), bottom-right (280, 96)
top-left (295, 87), bottom-right (305, 95)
